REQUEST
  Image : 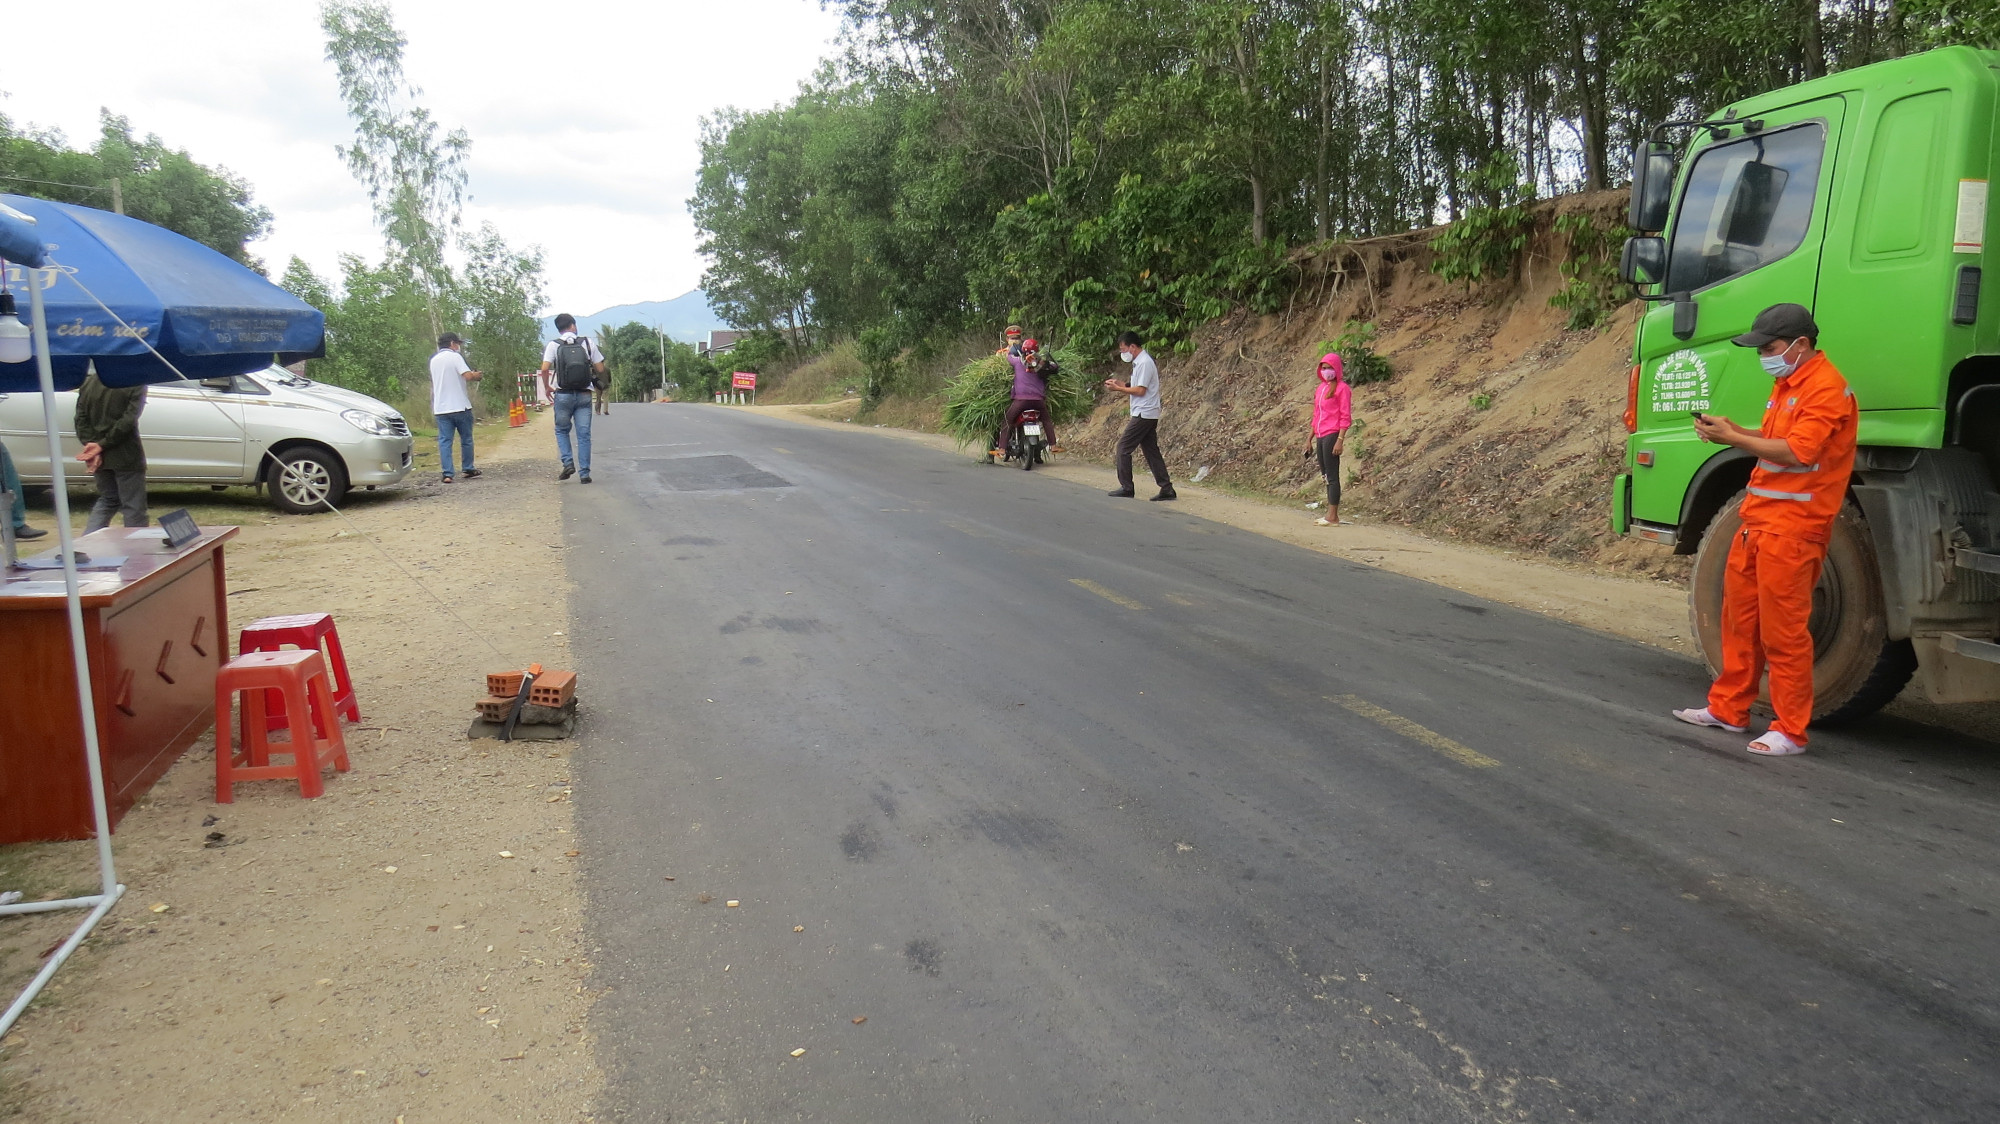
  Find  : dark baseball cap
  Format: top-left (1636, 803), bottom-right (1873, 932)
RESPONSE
top-left (438, 331), bottom-right (464, 348)
top-left (1732, 303), bottom-right (1819, 347)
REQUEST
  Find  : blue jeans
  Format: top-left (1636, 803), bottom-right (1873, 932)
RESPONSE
top-left (435, 410), bottom-right (474, 477)
top-left (1, 440), bottom-right (25, 529)
top-left (553, 391), bottom-right (592, 473)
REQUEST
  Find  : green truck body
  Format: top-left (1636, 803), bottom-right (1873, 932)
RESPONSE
top-left (1617, 45), bottom-right (2000, 714)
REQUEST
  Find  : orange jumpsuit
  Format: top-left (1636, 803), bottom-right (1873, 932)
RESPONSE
top-left (1706, 351), bottom-right (1857, 743)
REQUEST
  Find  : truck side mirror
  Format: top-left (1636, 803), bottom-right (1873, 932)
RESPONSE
top-left (1627, 141), bottom-right (1676, 233)
top-left (1620, 236), bottom-right (1667, 287)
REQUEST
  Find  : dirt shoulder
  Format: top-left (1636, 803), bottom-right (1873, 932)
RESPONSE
top-left (0, 412), bottom-right (599, 1121)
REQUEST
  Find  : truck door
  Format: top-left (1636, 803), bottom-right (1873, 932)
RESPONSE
top-left (1637, 97), bottom-right (1845, 500)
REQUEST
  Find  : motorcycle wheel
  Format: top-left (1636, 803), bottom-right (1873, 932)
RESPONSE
top-left (1020, 440), bottom-right (1035, 470)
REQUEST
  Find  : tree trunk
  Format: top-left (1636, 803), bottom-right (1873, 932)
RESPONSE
top-left (1317, 34), bottom-right (1331, 242)
top-left (1804, 0), bottom-right (1825, 80)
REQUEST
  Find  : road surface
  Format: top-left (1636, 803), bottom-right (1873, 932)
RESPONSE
top-left (563, 404), bottom-right (2000, 1122)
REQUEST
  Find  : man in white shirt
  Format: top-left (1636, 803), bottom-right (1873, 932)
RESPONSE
top-left (1102, 331), bottom-right (1175, 501)
top-left (539, 313), bottom-right (607, 483)
top-left (429, 332), bottom-right (482, 482)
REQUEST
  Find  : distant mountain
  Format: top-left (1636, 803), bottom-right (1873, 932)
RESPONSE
top-left (543, 289), bottom-right (728, 343)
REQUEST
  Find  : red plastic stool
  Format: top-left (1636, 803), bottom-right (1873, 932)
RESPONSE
top-left (239, 613), bottom-right (360, 734)
top-left (214, 650), bottom-right (352, 802)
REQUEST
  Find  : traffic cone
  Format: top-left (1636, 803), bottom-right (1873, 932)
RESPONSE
top-left (508, 398), bottom-right (526, 427)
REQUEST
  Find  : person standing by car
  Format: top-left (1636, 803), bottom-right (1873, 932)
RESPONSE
top-left (1672, 303), bottom-right (1857, 756)
top-left (540, 313), bottom-right (606, 483)
top-left (1303, 351), bottom-right (1351, 526)
top-left (1104, 331), bottom-right (1174, 501)
top-left (430, 332), bottom-right (482, 483)
top-left (1, 441), bottom-right (48, 539)
top-left (74, 368), bottom-right (148, 532)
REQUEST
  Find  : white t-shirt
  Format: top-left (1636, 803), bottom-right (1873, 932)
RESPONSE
top-left (1128, 350), bottom-right (1162, 419)
top-left (542, 333), bottom-right (605, 380)
top-left (429, 348), bottom-right (474, 415)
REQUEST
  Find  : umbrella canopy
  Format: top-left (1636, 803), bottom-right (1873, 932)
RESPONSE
top-left (0, 194), bottom-right (324, 392)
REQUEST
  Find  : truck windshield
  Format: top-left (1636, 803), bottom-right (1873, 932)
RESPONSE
top-left (1665, 122), bottom-right (1826, 294)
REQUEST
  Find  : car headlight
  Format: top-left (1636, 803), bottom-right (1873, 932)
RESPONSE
top-left (341, 409), bottom-right (395, 436)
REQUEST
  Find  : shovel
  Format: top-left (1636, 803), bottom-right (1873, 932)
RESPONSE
top-left (499, 662), bottom-right (543, 742)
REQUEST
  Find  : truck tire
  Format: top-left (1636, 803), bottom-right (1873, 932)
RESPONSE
top-left (268, 445), bottom-right (349, 514)
top-left (1689, 492), bottom-right (1916, 726)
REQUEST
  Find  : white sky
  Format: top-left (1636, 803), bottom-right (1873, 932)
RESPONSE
top-left (4, 0), bottom-right (846, 317)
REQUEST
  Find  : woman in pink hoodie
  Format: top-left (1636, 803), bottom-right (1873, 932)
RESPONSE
top-left (1303, 352), bottom-right (1351, 526)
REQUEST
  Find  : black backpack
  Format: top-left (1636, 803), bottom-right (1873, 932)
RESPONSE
top-left (553, 336), bottom-right (595, 392)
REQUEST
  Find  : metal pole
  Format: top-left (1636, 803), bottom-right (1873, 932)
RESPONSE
top-left (0, 271), bottom-right (126, 1042)
top-left (29, 279), bottom-right (119, 899)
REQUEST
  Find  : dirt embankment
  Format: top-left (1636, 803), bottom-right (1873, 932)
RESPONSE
top-left (1065, 190), bottom-right (1684, 582)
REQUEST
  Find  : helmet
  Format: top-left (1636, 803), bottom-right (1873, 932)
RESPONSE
top-left (1022, 338), bottom-right (1040, 352)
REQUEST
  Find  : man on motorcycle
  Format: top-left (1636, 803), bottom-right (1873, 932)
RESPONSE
top-left (990, 338), bottom-right (1062, 461)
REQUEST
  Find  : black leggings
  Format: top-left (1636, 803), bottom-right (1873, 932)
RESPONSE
top-left (1315, 434), bottom-right (1342, 507)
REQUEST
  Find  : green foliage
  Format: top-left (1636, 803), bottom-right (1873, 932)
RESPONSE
top-left (458, 223), bottom-right (546, 410)
top-left (321, 1), bottom-right (471, 336)
top-left (597, 321), bottom-right (667, 404)
top-left (697, 1), bottom-right (1984, 378)
top-left (855, 327), bottom-right (901, 404)
top-left (0, 110), bottom-right (271, 262)
top-left (939, 347), bottom-right (1095, 449)
top-left (1317, 321), bottom-right (1394, 386)
top-left (1469, 392), bottom-right (1493, 411)
top-left (1548, 212), bottom-right (1633, 330)
top-left (663, 339), bottom-right (722, 400)
top-left (1431, 156), bottom-right (1535, 286)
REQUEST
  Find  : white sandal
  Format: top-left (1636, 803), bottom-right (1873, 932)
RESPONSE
top-left (1747, 730), bottom-right (1806, 756)
top-left (1671, 706), bottom-right (1747, 733)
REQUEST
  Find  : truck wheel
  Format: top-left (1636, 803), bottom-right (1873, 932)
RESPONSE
top-left (1689, 492), bottom-right (1916, 726)
top-left (269, 446), bottom-right (349, 514)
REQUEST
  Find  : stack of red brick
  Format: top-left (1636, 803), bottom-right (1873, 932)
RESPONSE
top-left (476, 669), bottom-right (578, 726)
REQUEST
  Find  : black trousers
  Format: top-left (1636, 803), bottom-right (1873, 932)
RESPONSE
top-left (1315, 434), bottom-right (1342, 507)
top-left (993, 398), bottom-right (1054, 454)
top-left (1115, 416), bottom-right (1171, 491)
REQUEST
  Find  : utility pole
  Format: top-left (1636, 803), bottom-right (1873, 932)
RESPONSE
top-left (657, 328), bottom-right (667, 401)
top-left (109, 178), bottom-right (124, 215)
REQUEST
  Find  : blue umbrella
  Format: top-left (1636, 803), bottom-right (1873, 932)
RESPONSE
top-left (0, 195), bottom-right (326, 1039)
top-left (0, 192), bottom-right (324, 391)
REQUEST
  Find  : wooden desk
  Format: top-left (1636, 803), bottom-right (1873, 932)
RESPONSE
top-left (0, 526), bottom-right (238, 843)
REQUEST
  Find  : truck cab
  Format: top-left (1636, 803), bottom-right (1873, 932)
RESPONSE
top-left (1614, 45), bottom-right (2000, 719)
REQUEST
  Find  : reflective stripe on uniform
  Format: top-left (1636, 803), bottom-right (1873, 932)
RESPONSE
top-left (1757, 459), bottom-right (1821, 473)
top-left (1748, 485), bottom-right (1814, 502)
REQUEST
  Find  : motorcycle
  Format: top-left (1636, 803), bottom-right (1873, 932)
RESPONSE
top-left (1006, 407), bottom-right (1047, 470)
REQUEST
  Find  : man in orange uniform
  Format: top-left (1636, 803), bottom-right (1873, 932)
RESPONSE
top-left (1673, 304), bottom-right (1857, 756)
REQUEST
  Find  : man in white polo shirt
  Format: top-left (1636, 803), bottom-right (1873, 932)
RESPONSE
top-left (429, 332), bottom-right (482, 483)
top-left (1103, 331), bottom-right (1175, 501)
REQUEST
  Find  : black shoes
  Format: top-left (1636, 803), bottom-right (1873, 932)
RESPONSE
top-left (462, 468), bottom-right (482, 479)
top-left (1107, 488), bottom-right (1135, 498)
top-left (581, 472), bottom-right (593, 484)
top-left (558, 463), bottom-right (575, 481)
top-left (1150, 487), bottom-right (1177, 501)
top-left (11, 525), bottom-right (47, 540)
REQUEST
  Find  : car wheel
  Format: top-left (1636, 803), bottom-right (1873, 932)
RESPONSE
top-left (1689, 492), bottom-right (1916, 726)
top-left (269, 446), bottom-right (349, 514)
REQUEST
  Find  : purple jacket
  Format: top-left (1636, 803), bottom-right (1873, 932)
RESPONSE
top-left (1009, 353), bottom-right (1049, 401)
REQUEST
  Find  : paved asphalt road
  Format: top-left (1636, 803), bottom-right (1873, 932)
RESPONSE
top-left (563, 404), bottom-right (2000, 1123)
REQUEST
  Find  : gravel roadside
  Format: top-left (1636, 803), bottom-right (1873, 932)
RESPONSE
top-left (0, 411), bottom-right (601, 1121)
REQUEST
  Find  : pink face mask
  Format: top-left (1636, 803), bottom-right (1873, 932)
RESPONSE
top-left (1317, 353), bottom-right (1342, 382)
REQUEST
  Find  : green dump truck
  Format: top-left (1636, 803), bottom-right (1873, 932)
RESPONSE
top-left (1614, 44), bottom-right (1997, 720)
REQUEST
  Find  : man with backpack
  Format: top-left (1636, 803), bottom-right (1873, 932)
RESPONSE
top-left (539, 314), bottom-right (607, 483)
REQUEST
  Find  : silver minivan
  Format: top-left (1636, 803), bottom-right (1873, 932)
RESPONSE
top-left (0, 366), bottom-right (414, 513)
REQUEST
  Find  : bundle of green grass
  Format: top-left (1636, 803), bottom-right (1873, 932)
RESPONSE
top-left (940, 346), bottom-right (1096, 448)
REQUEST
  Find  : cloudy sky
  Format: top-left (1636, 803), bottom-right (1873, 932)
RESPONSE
top-left (6, 0), bottom-right (846, 318)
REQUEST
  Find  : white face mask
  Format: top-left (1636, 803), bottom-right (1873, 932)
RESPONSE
top-left (1120, 350), bottom-right (1135, 363)
top-left (1759, 340), bottom-right (1802, 377)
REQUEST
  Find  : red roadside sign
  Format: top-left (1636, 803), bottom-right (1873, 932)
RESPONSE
top-left (732, 371), bottom-right (757, 389)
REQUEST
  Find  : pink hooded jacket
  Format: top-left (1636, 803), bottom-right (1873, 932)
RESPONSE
top-left (1312, 352), bottom-right (1351, 438)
